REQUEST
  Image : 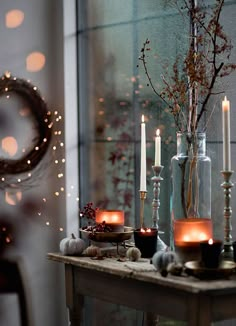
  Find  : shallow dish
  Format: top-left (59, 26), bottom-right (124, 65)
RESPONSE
top-left (80, 226), bottom-right (133, 243)
top-left (185, 260), bottom-right (236, 279)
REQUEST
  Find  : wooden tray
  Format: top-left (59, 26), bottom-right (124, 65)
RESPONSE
top-left (80, 226), bottom-right (133, 243)
top-left (185, 260), bottom-right (236, 279)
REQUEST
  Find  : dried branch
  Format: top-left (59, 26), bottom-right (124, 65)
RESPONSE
top-left (139, 0), bottom-right (236, 133)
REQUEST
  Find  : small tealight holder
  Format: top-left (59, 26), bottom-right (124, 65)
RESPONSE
top-left (134, 228), bottom-right (158, 258)
top-left (200, 239), bottom-right (222, 268)
top-left (232, 241), bottom-right (236, 262)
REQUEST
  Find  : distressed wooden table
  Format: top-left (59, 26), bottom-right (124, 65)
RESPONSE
top-left (48, 253), bottom-right (236, 326)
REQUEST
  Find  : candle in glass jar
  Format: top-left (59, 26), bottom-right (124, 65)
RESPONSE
top-left (95, 210), bottom-right (124, 232)
top-left (200, 238), bottom-right (222, 268)
top-left (174, 218), bottom-right (213, 246)
top-left (155, 129), bottom-right (161, 166)
top-left (140, 115), bottom-right (146, 191)
top-left (134, 228), bottom-right (158, 258)
top-left (222, 96), bottom-right (231, 171)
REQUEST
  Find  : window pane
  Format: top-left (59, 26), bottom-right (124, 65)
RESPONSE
top-left (78, 0), bottom-right (236, 245)
top-left (77, 1), bottom-right (188, 237)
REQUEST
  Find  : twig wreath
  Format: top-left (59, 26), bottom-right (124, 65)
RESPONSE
top-left (0, 72), bottom-right (52, 188)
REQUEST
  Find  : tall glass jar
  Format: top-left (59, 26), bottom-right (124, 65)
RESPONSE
top-left (170, 132), bottom-right (211, 247)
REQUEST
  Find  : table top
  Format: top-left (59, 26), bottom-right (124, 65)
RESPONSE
top-left (47, 252), bottom-right (236, 295)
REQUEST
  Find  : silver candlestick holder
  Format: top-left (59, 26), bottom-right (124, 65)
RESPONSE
top-left (151, 165), bottom-right (167, 251)
top-left (221, 170), bottom-right (234, 260)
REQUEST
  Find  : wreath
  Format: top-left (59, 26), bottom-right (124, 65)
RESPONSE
top-left (0, 72), bottom-right (52, 187)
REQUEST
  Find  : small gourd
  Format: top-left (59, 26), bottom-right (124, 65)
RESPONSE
top-left (126, 247), bottom-right (141, 261)
top-left (152, 249), bottom-right (178, 277)
top-left (60, 233), bottom-right (85, 256)
top-left (83, 245), bottom-right (101, 257)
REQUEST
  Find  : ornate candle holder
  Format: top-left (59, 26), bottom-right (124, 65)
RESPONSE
top-left (221, 170), bottom-right (234, 260)
top-left (139, 190), bottom-right (147, 228)
top-left (151, 165), bottom-right (167, 251)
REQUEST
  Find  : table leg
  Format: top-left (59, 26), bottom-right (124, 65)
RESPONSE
top-left (188, 294), bottom-right (211, 326)
top-left (65, 265), bottom-right (84, 326)
top-left (143, 312), bottom-right (160, 326)
top-left (68, 293), bottom-right (84, 326)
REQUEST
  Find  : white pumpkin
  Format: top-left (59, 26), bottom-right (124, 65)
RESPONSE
top-left (60, 233), bottom-right (85, 256)
top-left (152, 249), bottom-right (178, 276)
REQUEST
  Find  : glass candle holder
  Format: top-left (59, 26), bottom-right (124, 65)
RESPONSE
top-left (174, 218), bottom-right (213, 262)
top-left (95, 210), bottom-right (124, 232)
top-left (133, 228), bottom-right (158, 258)
top-left (200, 239), bottom-right (222, 268)
top-left (232, 241), bottom-right (236, 262)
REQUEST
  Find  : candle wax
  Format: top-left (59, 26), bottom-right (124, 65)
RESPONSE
top-left (155, 129), bottom-right (161, 166)
top-left (222, 96), bottom-right (231, 171)
top-left (140, 115), bottom-right (146, 191)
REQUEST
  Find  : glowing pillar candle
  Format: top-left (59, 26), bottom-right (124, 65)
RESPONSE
top-left (140, 115), bottom-right (146, 192)
top-left (222, 96), bottom-right (231, 171)
top-left (174, 218), bottom-right (213, 246)
top-left (155, 129), bottom-right (161, 166)
top-left (96, 210), bottom-right (124, 232)
top-left (174, 218), bottom-right (213, 262)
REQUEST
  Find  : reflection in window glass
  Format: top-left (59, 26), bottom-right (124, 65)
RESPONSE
top-left (77, 0), bottom-right (236, 243)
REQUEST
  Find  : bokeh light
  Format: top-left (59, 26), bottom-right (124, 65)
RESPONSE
top-left (5, 9), bottom-right (24, 28)
top-left (26, 52), bottom-right (46, 72)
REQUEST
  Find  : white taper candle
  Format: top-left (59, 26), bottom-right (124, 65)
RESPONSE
top-left (140, 115), bottom-right (147, 191)
top-left (155, 129), bottom-right (161, 166)
top-left (222, 96), bottom-right (231, 171)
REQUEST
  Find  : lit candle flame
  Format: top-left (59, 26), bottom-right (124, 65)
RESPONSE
top-left (208, 238), bottom-right (213, 245)
top-left (141, 228), bottom-right (151, 233)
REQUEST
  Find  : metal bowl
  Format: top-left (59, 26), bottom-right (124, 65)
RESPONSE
top-left (80, 226), bottom-right (133, 243)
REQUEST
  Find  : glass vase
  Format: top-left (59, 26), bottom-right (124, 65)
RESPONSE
top-left (170, 132), bottom-right (211, 247)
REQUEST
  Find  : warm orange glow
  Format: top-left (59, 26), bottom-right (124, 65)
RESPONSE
top-left (6, 10), bottom-right (24, 28)
top-left (2, 137), bottom-right (18, 157)
top-left (96, 210), bottom-right (124, 225)
top-left (141, 228), bottom-right (152, 233)
top-left (5, 189), bottom-right (22, 205)
top-left (26, 52), bottom-right (46, 72)
top-left (174, 218), bottom-right (213, 246)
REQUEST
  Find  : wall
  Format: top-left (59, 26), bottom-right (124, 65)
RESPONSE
top-left (0, 1), bottom-right (69, 325)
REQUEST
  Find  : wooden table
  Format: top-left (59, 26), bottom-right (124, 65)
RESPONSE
top-left (48, 253), bottom-right (236, 326)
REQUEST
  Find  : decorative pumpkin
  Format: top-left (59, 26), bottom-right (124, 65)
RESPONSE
top-left (126, 247), bottom-right (141, 262)
top-left (152, 249), bottom-right (178, 277)
top-left (59, 233), bottom-right (85, 256)
top-left (83, 245), bottom-right (101, 257)
top-left (166, 262), bottom-right (183, 276)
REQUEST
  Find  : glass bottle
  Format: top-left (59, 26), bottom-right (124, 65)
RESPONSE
top-left (170, 132), bottom-right (211, 247)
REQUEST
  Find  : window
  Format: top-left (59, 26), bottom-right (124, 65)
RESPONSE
top-left (77, 0), bottom-right (236, 244)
